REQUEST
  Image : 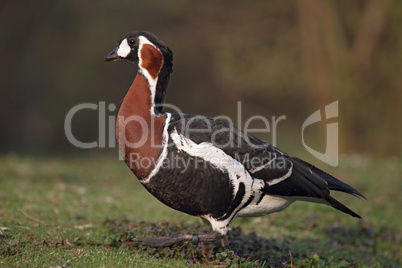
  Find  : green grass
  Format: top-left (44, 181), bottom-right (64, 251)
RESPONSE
top-left (0, 153), bottom-right (401, 267)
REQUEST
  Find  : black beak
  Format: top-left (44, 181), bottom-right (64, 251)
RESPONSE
top-left (104, 46), bottom-right (120, 62)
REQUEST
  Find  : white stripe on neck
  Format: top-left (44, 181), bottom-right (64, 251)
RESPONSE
top-left (138, 36), bottom-right (161, 115)
top-left (142, 112), bottom-right (172, 184)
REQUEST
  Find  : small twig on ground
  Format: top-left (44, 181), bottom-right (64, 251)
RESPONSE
top-left (289, 249), bottom-right (293, 268)
top-left (21, 209), bottom-right (45, 225)
top-left (0, 261), bottom-right (17, 267)
top-left (201, 245), bottom-right (210, 265)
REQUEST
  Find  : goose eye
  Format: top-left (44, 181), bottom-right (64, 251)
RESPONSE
top-left (129, 39), bottom-right (135, 45)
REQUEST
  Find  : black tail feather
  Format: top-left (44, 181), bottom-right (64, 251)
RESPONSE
top-left (286, 155), bottom-right (365, 219)
top-left (327, 196), bottom-right (362, 219)
top-left (312, 167), bottom-right (366, 199)
top-left (289, 155), bottom-right (366, 199)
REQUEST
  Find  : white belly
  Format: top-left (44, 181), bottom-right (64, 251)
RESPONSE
top-left (237, 195), bottom-right (294, 217)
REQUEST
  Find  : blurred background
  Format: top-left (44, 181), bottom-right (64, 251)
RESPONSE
top-left (0, 0), bottom-right (401, 160)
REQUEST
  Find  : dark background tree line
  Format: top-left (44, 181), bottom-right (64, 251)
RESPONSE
top-left (0, 0), bottom-right (400, 158)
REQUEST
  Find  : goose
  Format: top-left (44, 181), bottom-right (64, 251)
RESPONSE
top-left (104, 31), bottom-right (364, 248)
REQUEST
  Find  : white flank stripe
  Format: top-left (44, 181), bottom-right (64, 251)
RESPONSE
top-left (142, 113), bottom-right (172, 184)
top-left (117, 38), bottom-right (131, 58)
top-left (171, 128), bottom-right (245, 195)
top-left (266, 161), bottom-right (293, 186)
top-left (249, 154), bottom-right (277, 173)
top-left (170, 128), bottom-right (265, 203)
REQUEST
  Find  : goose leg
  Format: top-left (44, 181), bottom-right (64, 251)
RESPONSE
top-left (220, 235), bottom-right (230, 251)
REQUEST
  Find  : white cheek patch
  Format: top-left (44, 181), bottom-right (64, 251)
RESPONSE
top-left (117, 38), bottom-right (131, 58)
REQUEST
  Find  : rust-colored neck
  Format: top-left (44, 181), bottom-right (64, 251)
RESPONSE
top-left (116, 74), bottom-right (165, 178)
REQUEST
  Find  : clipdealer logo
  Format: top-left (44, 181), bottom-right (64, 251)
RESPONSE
top-left (301, 101), bottom-right (339, 167)
top-left (64, 101), bottom-right (339, 166)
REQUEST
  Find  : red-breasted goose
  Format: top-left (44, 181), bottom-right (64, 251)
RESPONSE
top-left (104, 31), bottom-right (365, 249)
